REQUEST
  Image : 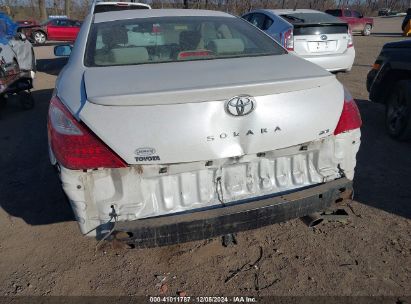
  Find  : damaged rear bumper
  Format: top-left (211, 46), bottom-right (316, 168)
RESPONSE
top-left (114, 178), bottom-right (352, 248)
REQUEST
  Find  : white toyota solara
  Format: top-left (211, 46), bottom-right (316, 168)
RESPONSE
top-left (49, 8), bottom-right (362, 247)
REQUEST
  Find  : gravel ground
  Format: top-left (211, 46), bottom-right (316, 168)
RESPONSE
top-left (0, 17), bottom-right (410, 297)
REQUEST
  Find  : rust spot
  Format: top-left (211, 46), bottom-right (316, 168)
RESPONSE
top-left (136, 165), bottom-right (144, 175)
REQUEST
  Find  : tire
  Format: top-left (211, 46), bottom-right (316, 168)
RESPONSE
top-left (33, 31), bottom-right (47, 44)
top-left (362, 24), bottom-right (372, 36)
top-left (385, 80), bottom-right (411, 140)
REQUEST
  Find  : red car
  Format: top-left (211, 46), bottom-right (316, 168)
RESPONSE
top-left (16, 19), bottom-right (39, 27)
top-left (22, 18), bottom-right (81, 44)
top-left (325, 9), bottom-right (374, 36)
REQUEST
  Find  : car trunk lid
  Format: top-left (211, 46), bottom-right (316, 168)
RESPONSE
top-left (292, 23), bottom-right (350, 56)
top-left (80, 55), bottom-right (344, 164)
top-left (84, 55), bottom-right (332, 106)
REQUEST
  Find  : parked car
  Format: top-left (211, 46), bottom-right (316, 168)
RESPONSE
top-left (22, 18), bottom-right (81, 44)
top-left (50, 9), bottom-right (361, 247)
top-left (93, 1), bottom-right (151, 13)
top-left (16, 19), bottom-right (39, 27)
top-left (367, 40), bottom-right (411, 140)
top-left (325, 9), bottom-right (373, 36)
top-left (242, 9), bottom-right (355, 72)
top-left (0, 12), bottom-right (36, 94)
top-left (378, 8), bottom-right (391, 16)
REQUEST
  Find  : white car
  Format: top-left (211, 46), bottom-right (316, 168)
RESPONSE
top-left (93, 1), bottom-right (151, 13)
top-left (50, 8), bottom-right (361, 247)
top-left (242, 9), bottom-right (355, 72)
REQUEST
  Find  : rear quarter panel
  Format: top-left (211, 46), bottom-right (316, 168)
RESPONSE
top-left (369, 48), bottom-right (411, 102)
top-left (265, 14), bottom-right (292, 47)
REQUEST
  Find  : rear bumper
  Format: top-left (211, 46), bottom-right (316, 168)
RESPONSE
top-left (114, 178), bottom-right (353, 248)
top-left (301, 47), bottom-right (355, 72)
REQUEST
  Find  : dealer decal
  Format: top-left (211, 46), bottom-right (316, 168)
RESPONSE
top-left (134, 147), bottom-right (161, 162)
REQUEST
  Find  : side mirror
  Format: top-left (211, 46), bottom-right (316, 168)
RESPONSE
top-left (54, 45), bottom-right (72, 57)
top-left (359, 15), bottom-right (364, 18)
top-left (15, 32), bottom-right (27, 41)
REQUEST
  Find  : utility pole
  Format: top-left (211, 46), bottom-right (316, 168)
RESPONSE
top-left (65, 0), bottom-right (70, 18)
top-left (38, 0), bottom-right (47, 22)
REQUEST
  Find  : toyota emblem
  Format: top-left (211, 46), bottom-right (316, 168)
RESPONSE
top-left (320, 34), bottom-right (328, 41)
top-left (225, 95), bottom-right (256, 117)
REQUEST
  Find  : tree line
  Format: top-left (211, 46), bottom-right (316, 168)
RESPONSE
top-left (1, 0), bottom-right (410, 21)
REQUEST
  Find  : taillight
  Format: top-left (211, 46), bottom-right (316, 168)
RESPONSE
top-left (284, 29), bottom-right (294, 51)
top-left (334, 88), bottom-right (362, 135)
top-left (347, 29), bottom-right (353, 48)
top-left (372, 62), bottom-right (381, 71)
top-left (47, 96), bottom-right (127, 170)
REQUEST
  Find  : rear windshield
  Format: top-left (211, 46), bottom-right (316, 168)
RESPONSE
top-left (325, 10), bottom-right (342, 17)
top-left (84, 16), bottom-right (285, 67)
top-left (293, 24), bottom-right (348, 35)
top-left (94, 4), bottom-right (150, 14)
top-left (281, 12), bottom-right (343, 24)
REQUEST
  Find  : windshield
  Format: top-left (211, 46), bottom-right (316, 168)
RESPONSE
top-left (325, 10), bottom-right (343, 17)
top-left (94, 4), bottom-right (150, 14)
top-left (282, 12), bottom-right (344, 24)
top-left (84, 16), bottom-right (285, 67)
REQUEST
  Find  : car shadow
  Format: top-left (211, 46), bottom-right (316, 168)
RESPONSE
top-left (0, 88), bottom-right (75, 226)
top-left (371, 32), bottom-right (404, 37)
top-left (353, 63), bottom-right (372, 68)
top-left (354, 99), bottom-right (411, 219)
top-left (36, 58), bottom-right (69, 76)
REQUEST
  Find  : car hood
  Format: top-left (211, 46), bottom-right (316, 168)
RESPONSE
top-left (84, 54), bottom-right (333, 106)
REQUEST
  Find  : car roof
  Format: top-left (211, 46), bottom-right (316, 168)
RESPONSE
top-left (93, 9), bottom-right (234, 23)
top-left (384, 39), bottom-right (411, 49)
top-left (264, 9), bottom-right (323, 15)
top-left (95, 1), bottom-right (150, 5)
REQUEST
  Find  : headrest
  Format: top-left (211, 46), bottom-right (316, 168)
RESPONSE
top-left (102, 26), bottom-right (128, 47)
top-left (208, 39), bottom-right (245, 54)
top-left (179, 30), bottom-right (201, 51)
top-left (217, 24), bottom-right (233, 39)
top-left (110, 47), bottom-right (149, 65)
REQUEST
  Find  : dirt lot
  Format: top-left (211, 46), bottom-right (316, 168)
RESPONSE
top-left (0, 17), bottom-right (410, 298)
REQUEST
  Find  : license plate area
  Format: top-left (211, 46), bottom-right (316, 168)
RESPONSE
top-left (308, 41), bottom-right (337, 53)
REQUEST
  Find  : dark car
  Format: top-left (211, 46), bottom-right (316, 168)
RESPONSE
top-left (20, 18), bottom-right (81, 44)
top-left (367, 40), bottom-right (411, 140)
top-left (401, 8), bottom-right (411, 31)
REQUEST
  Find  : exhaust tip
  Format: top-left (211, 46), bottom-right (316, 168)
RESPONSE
top-left (301, 212), bottom-right (323, 228)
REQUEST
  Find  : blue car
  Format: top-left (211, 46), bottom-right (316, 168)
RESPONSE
top-left (242, 10), bottom-right (293, 50)
top-left (242, 9), bottom-right (355, 72)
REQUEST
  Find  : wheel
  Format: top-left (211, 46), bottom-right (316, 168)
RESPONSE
top-left (33, 31), bottom-right (47, 44)
top-left (362, 24), bottom-right (372, 36)
top-left (385, 81), bottom-right (411, 140)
